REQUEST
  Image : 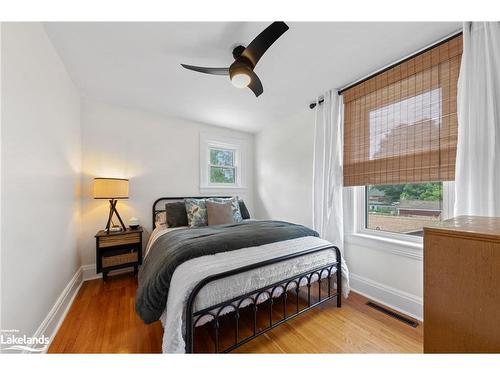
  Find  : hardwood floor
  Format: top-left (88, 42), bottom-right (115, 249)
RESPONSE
top-left (48, 273), bottom-right (423, 354)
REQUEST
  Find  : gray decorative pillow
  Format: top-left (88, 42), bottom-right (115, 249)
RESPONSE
top-left (184, 198), bottom-right (208, 227)
top-left (207, 197), bottom-right (242, 222)
top-left (206, 200), bottom-right (235, 226)
top-left (165, 202), bottom-right (188, 227)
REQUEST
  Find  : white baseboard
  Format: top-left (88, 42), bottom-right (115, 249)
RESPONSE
top-left (29, 263), bottom-right (135, 353)
top-left (82, 263), bottom-right (134, 281)
top-left (30, 267), bottom-right (83, 353)
top-left (349, 272), bottom-right (423, 321)
top-left (81, 264), bottom-right (100, 281)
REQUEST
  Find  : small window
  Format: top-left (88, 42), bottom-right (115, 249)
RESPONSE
top-left (209, 148), bottom-right (236, 185)
top-left (200, 132), bottom-right (247, 190)
top-left (366, 182), bottom-right (443, 237)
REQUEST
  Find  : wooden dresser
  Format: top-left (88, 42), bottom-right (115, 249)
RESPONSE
top-left (424, 216), bottom-right (500, 353)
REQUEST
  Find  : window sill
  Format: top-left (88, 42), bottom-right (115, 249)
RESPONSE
top-left (345, 232), bottom-right (423, 260)
top-left (199, 185), bottom-right (248, 194)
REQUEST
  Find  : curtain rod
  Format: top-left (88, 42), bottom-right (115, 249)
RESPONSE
top-left (309, 28), bottom-right (463, 110)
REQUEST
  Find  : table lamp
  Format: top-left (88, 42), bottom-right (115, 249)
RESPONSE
top-left (93, 177), bottom-right (129, 233)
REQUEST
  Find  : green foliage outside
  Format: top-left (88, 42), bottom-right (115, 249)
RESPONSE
top-left (371, 185), bottom-right (404, 202)
top-left (371, 206), bottom-right (394, 215)
top-left (369, 182), bottom-right (442, 203)
top-left (210, 148), bottom-right (235, 184)
top-left (210, 167), bottom-right (235, 184)
top-left (400, 183), bottom-right (442, 201)
top-left (210, 149), bottom-right (233, 167)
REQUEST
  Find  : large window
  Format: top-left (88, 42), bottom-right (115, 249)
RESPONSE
top-left (342, 34), bottom-right (462, 239)
top-left (366, 183), bottom-right (442, 236)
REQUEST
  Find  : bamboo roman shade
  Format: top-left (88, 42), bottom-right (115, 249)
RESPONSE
top-left (343, 35), bottom-right (462, 187)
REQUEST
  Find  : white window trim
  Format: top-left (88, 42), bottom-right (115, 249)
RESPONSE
top-left (349, 181), bottom-right (455, 250)
top-left (199, 132), bottom-right (248, 192)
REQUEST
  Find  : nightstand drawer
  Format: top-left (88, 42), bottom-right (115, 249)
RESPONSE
top-left (102, 252), bottom-right (138, 268)
top-left (99, 232), bottom-right (140, 248)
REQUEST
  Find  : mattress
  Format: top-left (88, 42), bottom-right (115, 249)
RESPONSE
top-left (145, 223), bottom-right (350, 353)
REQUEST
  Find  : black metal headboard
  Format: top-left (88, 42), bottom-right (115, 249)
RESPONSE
top-left (152, 196), bottom-right (232, 229)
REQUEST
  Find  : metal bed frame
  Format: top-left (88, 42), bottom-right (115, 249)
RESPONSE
top-left (152, 197), bottom-right (342, 353)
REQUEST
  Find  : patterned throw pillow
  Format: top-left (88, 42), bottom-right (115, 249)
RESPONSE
top-left (184, 198), bottom-right (208, 227)
top-left (207, 197), bottom-right (243, 223)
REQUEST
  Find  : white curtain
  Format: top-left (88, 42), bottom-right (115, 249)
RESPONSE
top-left (454, 22), bottom-right (500, 216)
top-left (312, 90), bottom-right (344, 250)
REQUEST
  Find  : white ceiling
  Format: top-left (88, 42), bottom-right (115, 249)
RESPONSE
top-left (44, 22), bottom-right (461, 133)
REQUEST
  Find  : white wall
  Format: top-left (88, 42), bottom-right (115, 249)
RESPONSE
top-left (344, 234), bottom-right (423, 319)
top-left (80, 98), bottom-right (254, 269)
top-left (254, 109), bottom-right (315, 227)
top-left (1, 23), bottom-right (81, 337)
top-left (254, 107), bottom-right (424, 319)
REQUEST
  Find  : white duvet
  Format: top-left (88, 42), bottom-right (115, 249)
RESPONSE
top-left (145, 224), bottom-right (350, 353)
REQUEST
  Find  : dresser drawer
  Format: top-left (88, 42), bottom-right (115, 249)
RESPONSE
top-left (99, 232), bottom-right (140, 248)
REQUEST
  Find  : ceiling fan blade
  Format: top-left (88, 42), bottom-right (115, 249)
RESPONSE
top-left (248, 71), bottom-right (263, 97)
top-left (181, 64), bottom-right (229, 76)
top-left (241, 22), bottom-right (289, 67)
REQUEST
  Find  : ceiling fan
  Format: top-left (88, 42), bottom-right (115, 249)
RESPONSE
top-left (181, 22), bottom-right (289, 97)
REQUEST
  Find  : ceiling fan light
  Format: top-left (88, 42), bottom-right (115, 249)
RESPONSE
top-left (231, 72), bottom-right (251, 88)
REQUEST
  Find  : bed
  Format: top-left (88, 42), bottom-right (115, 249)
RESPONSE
top-left (136, 196), bottom-right (350, 353)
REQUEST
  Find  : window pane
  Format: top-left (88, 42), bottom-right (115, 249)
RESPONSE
top-left (369, 88), bottom-right (442, 160)
top-left (210, 167), bottom-right (235, 184)
top-left (366, 183), bottom-right (442, 236)
top-left (210, 148), bottom-right (234, 167)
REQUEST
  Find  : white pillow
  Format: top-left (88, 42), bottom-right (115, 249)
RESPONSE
top-left (155, 211), bottom-right (166, 227)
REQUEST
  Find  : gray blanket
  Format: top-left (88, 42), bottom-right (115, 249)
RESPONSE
top-left (135, 220), bottom-right (319, 323)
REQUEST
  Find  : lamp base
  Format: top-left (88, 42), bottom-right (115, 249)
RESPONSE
top-left (105, 199), bottom-right (127, 233)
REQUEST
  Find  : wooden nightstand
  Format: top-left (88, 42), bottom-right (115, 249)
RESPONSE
top-left (95, 227), bottom-right (143, 281)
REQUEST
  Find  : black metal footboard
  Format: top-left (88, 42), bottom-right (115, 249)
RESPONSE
top-left (185, 244), bottom-right (342, 353)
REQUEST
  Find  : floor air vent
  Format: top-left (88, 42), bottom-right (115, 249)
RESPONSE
top-left (366, 301), bottom-right (418, 328)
